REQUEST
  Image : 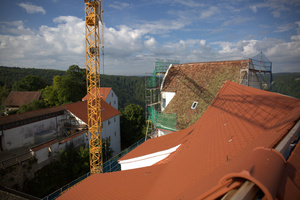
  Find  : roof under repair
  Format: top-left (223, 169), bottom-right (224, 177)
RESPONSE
top-left (58, 80), bottom-right (300, 200)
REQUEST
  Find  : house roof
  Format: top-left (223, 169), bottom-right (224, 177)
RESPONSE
top-left (161, 60), bottom-right (249, 130)
top-left (63, 98), bottom-right (120, 123)
top-left (0, 106), bottom-right (65, 129)
top-left (3, 91), bottom-right (42, 107)
top-left (82, 87), bottom-right (111, 101)
top-left (58, 81), bottom-right (300, 200)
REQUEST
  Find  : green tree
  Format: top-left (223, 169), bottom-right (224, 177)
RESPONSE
top-left (17, 100), bottom-right (47, 114)
top-left (103, 138), bottom-right (114, 162)
top-left (12, 75), bottom-right (48, 91)
top-left (23, 141), bottom-right (113, 198)
top-left (42, 65), bottom-right (86, 106)
top-left (42, 76), bottom-right (62, 106)
top-left (120, 104), bottom-right (145, 149)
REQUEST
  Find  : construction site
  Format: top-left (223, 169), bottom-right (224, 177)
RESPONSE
top-left (144, 52), bottom-right (273, 138)
top-left (0, 0), bottom-right (300, 200)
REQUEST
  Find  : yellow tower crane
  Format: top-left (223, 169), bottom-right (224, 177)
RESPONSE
top-left (84, 0), bottom-right (103, 174)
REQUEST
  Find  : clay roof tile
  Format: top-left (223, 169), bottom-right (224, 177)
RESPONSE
top-left (58, 81), bottom-right (300, 200)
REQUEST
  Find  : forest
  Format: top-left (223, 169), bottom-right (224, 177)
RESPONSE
top-left (0, 65), bottom-right (145, 113)
top-left (1, 66), bottom-right (299, 110)
top-left (271, 73), bottom-right (300, 99)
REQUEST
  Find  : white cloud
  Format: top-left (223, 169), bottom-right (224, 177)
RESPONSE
top-left (172, 0), bottom-right (204, 8)
top-left (18, 2), bottom-right (46, 14)
top-left (144, 37), bottom-right (158, 50)
top-left (250, 6), bottom-right (257, 13)
top-left (0, 16), bottom-right (300, 75)
top-left (105, 25), bottom-right (143, 56)
top-left (200, 6), bottom-right (219, 19)
top-left (275, 23), bottom-right (296, 32)
top-left (249, 0), bottom-right (300, 18)
top-left (0, 17), bottom-right (85, 69)
top-left (108, 1), bottom-right (131, 10)
top-left (136, 19), bottom-right (187, 35)
top-left (0, 21), bottom-right (34, 35)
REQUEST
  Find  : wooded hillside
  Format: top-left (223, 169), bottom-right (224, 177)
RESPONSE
top-left (0, 66), bottom-right (145, 112)
top-left (1, 66), bottom-right (299, 112)
top-left (271, 73), bottom-right (300, 99)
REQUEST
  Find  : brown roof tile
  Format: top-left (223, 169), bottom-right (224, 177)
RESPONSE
top-left (58, 81), bottom-right (300, 200)
top-left (162, 60), bottom-right (249, 130)
top-left (4, 91), bottom-right (42, 107)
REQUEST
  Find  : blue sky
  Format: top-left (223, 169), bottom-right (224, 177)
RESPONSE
top-left (0, 0), bottom-right (299, 75)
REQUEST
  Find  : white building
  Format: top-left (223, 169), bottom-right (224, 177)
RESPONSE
top-left (0, 96), bottom-right (121, 166)
top-left (64, 99), bottom-right (121, 156)
top-left (82, 87), bottom-right (118, 110)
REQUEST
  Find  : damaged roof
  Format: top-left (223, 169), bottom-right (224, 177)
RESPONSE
top-left (58, 81), bottom-right (300, 200)
top-left (161, 60), bottom-right (249, 130)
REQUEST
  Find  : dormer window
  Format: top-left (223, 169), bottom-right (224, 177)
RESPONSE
top-left (162, 98), bottom-right (166, 108)
top-left (191, 101), bottom-right (198, 109)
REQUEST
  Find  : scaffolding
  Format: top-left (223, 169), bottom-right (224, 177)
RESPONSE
top-left (145, 59), bottom-right (180, 137)
top-left (249, 52), bottom-right (273, 90)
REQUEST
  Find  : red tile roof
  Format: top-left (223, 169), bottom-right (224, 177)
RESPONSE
top-left (161, 60), bottom-right (249, 130)
top-left (4, 91), bottom-right (42, 107)
top-left (278, 139), bottom-right (300, 199)
top-left (82, 87), bottom-right (111, 101)
top-left (63, 99), bottom-right (120, 123)
top-left (58, 81), bottom-right (300, 200)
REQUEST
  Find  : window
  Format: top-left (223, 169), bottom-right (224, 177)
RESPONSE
top-left (114, 100), bottom-right (116, 104)
top-left (114, 117), bottom-right (116, 122)
top-left (191, 101), bottom-right (198, 109)
top-left (101, 123), bottom-right (103, 129)
top-left (112, 92), bottom-right (113, 97)
top-left (108, 120), bottom-right (111, 126)
top-left (114, 131), bottom-right (116, 137)
top-left (162, 98), bottom-right (166, 108)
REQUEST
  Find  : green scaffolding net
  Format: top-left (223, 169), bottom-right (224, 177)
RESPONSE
top-left (146, 59), bottom-right (180, 88)
top-left (147, 106), bottom-right (177, 131)
top-left (145, 59), bottom-right (180, 132)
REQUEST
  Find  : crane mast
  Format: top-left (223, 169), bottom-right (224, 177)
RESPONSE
top-left (84, 0), bottom-right (103, 174)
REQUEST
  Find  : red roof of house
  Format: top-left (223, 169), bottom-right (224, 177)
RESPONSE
top-left (58, 81), bottom-right (300, 200)
top-left (4, 91), bottom-right (42, 107)
top-left (82, 87), bottom-right (111, 101)
top-left (63, 98), bottom-right (120, 123)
